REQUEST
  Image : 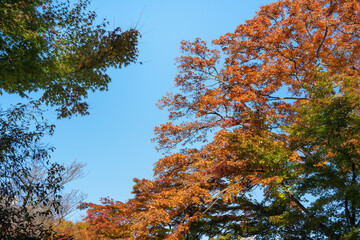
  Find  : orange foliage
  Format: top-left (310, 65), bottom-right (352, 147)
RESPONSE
top-left (72, 0), bottom-right (360, 239)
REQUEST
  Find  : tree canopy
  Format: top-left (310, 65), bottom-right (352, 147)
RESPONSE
top-left (0, 0), bottom-right (139, 118)
top-left (74, 0), bottom-right (360, 239)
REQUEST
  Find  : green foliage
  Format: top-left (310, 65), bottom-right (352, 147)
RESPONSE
top-left (283, 72), bottom-right (360, 239)
top-left (0, 0), bottom-right (139, 118)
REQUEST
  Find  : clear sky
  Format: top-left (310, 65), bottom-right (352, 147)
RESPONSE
top-left (27, 0), bottom-right (276, 220)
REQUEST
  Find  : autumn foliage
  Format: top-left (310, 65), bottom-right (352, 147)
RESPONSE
top-left (72, 0), bottom-right (360, 239)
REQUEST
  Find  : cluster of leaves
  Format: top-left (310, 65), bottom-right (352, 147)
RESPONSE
top-left (75, 0), bottom-right (360, 239)
top-left (0, 0), bottom-right (139, 118)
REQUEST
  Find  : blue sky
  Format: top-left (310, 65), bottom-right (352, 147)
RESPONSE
top-left (35, 0), bottom-right (275, 220)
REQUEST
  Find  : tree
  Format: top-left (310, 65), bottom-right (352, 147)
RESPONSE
top-left (77, 0), bottom-right (360, 239)
top-left (55, 161), bottom-right (88, 221)
top-left (0, 0), bottom-right (139, 118)
top-left (0, 0), bottom-right (139, 238)
top-left (0, 152), bottom-right (87, 239)
top-left (22, 159), bottom-right (88, 222)
top-left (22, 160), bottom-right (89, 240)
top-left (0, 103), bottom-right (64, 239)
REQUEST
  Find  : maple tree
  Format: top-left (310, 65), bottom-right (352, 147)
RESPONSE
top-left (79, 0), bottom-right (360, 239)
